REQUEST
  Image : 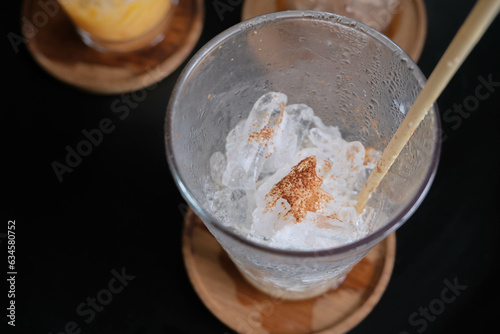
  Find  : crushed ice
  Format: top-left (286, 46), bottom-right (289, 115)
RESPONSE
top-left (206, 92), bottom-right (380, 250)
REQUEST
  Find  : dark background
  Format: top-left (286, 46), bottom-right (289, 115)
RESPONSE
top-left (3, 0), bottom-right (500, 333)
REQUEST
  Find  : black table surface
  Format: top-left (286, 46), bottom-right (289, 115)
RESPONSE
top-left (3, 0), bottom-right (500, 333)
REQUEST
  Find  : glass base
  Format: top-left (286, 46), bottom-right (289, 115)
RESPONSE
top-left (75, 10), bottom-right (173, 53)
top-left (239, 269), bottom-right (348, 301)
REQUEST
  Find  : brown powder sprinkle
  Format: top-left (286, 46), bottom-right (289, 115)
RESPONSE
top-left (363, 147), bottom-right (378, 166)
top-left (317, 160), bottom-right (332, 178)
top-left (315, 215), bottom-right (341, 229)
top-left (264, 156), bottom-right (333, 223)
top-left (346, 144), bottom-right (362, 163)
top-left (248, 126), bottom-right (274, 143)
top-left (248, 103), bottom-right (285, 144)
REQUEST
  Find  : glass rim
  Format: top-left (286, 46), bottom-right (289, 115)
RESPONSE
top-left (165, 10), bottom-right (441, 258)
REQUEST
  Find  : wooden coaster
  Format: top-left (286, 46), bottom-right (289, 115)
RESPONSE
top-left (241, 0), bottom-right (427, 62)
top-left (21, 0), bottom-right (204, 94)
top-left (182, 208), bottom-right (396, 334)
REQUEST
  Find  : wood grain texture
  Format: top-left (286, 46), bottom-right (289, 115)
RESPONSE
top-left (22, 0), bottom-right (204, 94)
top-left (182, 208), bottom-right (396, 334)
top-left (241, 0), bottom-right (427, 62)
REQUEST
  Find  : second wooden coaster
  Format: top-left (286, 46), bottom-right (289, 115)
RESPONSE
top-left (241, 0), bottom-right (427, 62)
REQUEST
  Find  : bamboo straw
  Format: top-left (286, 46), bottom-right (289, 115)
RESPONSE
top-left (355, 0), bottom-right (500, 213)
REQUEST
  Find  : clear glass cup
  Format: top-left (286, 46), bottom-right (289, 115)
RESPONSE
top-left (285, 0), bottom-right (401, 33)
top-left (57, 0), bottom-right (176, 52)
top-left (165, 11), bottom-right (440, 300)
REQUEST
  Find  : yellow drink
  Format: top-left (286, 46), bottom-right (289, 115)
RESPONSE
top-left (58, 0), bottom-right (173, 52)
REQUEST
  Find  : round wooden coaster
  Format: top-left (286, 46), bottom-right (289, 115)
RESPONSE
top-left (182, 208), bottom-right (396, 334)
top-left (241, 0), bottom-right (427, 62)
top-left (21, 0), bottom-right (204, 94)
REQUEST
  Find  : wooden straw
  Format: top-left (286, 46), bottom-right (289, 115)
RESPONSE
top-left (355, 0), bottom-right (500, 214)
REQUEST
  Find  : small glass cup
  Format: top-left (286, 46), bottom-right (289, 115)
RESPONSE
top-left (285, 0), bottom-right (401, 33)
top-left (57, 0), bottom-right (176, 52)
top-left (166, 11), bottom-right (440, 300)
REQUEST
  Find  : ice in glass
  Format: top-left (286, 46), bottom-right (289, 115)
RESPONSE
top-left (166, 11), bottom-right (440, 300)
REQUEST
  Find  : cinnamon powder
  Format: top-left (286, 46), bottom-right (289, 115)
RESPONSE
top-left (265, 156), bottom-right (333, 223)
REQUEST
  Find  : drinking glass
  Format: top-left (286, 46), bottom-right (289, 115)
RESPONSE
top-left (165, 11), bottom-right (440, 300)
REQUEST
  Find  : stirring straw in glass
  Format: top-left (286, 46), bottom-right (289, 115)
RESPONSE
top-left (355, 0), bottom-right (500, 213)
